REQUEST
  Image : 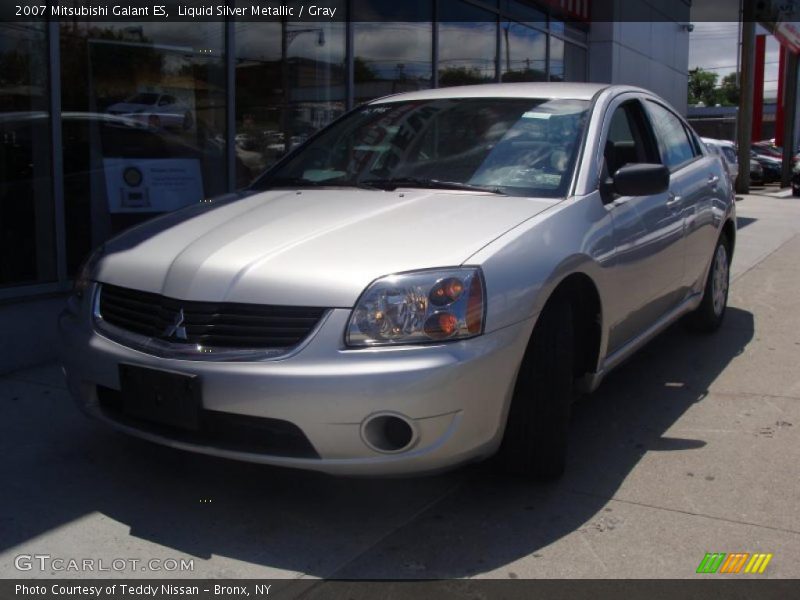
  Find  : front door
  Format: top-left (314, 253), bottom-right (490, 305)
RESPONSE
top-left (604, 99), bottom-right (686, 352)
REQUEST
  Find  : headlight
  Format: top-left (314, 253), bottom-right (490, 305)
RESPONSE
top-left (73, 244), bottom-right (105, 298)
top-left (346, 268), bottom-right (485, 347)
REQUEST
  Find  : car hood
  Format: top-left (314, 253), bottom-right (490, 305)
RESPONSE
top-left (96, 188), bottom-right (557, 307)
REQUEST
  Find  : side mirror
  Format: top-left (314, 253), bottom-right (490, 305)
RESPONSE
top-left (609, 163), bottom-right (670, 197)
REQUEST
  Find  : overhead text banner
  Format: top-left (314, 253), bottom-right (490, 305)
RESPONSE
top-left (3, 580), bottom-right (800, 600)
top-left (0, 0), bottom-right (791, 22)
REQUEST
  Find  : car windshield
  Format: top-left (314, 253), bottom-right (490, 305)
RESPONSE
top-left (253, 97), bottom-right (590, 198)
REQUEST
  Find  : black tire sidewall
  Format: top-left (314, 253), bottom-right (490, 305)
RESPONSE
top-left (498, 298), bottom-right (574, 479)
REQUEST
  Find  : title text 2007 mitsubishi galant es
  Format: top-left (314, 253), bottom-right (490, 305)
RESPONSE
top-left (60, 83), bottom-right (735, 479)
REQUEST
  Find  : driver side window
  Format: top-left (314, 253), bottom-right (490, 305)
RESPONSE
top-left (604, 101), bottom-right (658, 176)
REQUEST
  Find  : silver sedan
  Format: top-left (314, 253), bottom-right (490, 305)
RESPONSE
top-left (60, 83), bottom-right (735, 479)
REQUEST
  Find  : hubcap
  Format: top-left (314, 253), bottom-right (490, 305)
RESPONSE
top-left (712, 244), bottom-right (729, 316)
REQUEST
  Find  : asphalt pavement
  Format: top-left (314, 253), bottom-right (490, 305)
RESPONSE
top-left (2, 190), bottom-right (799, 581)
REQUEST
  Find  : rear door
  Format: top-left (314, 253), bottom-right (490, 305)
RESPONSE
top-left (644, 100), bottom-right (722, 295)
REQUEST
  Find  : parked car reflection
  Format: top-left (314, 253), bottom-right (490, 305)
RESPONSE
top-left (106, 92), bottom-right (194, 131)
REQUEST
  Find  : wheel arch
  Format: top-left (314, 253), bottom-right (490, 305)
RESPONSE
top-left (722, 217), bottom-right (736, 257)
top-left (530, 270), bottom-right (604, 381)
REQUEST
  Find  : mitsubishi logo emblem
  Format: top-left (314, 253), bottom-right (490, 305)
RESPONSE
top-left (163, 308), bottom-right (188, 340)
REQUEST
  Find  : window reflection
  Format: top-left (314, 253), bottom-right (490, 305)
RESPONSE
top-left (550, 18), bottom-right (566, 37)
top-left (438, 0), bottom-right (498, 87)
top-left (59, 22), bottom-right (228, 274)
top-left (501, 21), bottom-right (546, 82)
top-left (564, 42), bottom-right (587, 82)
top-left (549, 36), bottom-right (564, 81)
top-left (0, 22), bottom-right (55, 286)
top-left (353, 0), bottom-right (432, 103)
top-left (235, 5), bottom-right (345, 182)
top-left (354, 22), bottom-right (432, 103)
top-left (501, 0), bottom-right (546, 25)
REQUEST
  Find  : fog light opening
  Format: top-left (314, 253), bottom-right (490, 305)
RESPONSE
top-left (362, 414), bottom-right (416, 453)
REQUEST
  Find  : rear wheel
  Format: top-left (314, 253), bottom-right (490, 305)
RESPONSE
top-left (498, 297), bottom-right (574, 480)
top-left (686, 234), bottom-right (730, 333)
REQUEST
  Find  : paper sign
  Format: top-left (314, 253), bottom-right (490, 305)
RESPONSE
top-left (103, 158), bottom-right (204, 213)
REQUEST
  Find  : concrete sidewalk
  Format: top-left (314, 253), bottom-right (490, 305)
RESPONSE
top-left (1, 193), bottom-right (799, 581)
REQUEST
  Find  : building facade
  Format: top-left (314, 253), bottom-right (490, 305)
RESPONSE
top-left (0, 0), bottom-right (690, 373)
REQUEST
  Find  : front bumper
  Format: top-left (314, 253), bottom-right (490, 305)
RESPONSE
top-left (59, 286), bottom-right (533, 476)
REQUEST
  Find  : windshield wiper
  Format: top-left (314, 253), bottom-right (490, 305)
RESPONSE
top-left (359, 177), bottom-right (505, 194)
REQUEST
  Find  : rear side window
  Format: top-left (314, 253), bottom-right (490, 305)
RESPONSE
top-left (721, 146), bottom-right (737, 164)
top-left (645, 101), bottom-right (697, 170)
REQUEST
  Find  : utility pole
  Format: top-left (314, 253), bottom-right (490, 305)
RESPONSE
top-left (736, 3), bottom-right (756, 194)
top-left (780, 50), bottom-right (799, 187)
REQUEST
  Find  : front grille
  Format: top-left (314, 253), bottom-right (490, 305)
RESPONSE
top-left (97, 386), bottom-right (320, 458)
top-left (98, 284), bottom-right (326, 350)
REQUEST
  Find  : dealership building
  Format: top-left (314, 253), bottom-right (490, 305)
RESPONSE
top-left (0, 0), bottom-right (692, 373)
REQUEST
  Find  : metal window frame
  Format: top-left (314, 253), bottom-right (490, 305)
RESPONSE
top-left (432, 0), bottom-right (440, 88)
top-left (48, 20), bottom-right (66, 284)
top-left (346, 0), bottom-right (354, 109)
top-left (1, 20), bottom-right (69, 301)
top-left (225, 3), bottom-right (236, 192)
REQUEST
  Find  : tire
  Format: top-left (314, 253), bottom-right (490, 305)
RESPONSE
top-left (498, 297), bottom-right (574, 480)
top-left (792, 185), bottom-right (800, 198)
top-left (686, 234), bottom-right (730, 333)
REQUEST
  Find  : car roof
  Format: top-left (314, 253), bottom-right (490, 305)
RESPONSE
top-left (369, 82), bottom-right (613, 104)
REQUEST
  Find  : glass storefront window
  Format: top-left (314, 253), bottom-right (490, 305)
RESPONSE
top-left (236, 3), bottom-right (346, 183)
top-left (0, 22), bottom-right (55, 287)
top-left (549, 35), bottom-right (564, 81)
top-left (564, 41), bottom-right (587, 82)
top-left (438, 0), bottom-right (498, 87)
top-left (501, 21), bottom-right (546, 82)
top-left (501, 1), bottom-right (546, 25)
top-left (2, 10), bottom-right (592, 292)
top-left (550, 18), bottom-right (566, 37)
top-left (59, 22), bottom-right (228, 274)
top-left (565, 22), bottom-right (588, 43)
top-left (354, 1), bottom-right (432, 104)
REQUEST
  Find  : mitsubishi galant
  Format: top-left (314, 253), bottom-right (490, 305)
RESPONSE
top-left (60, 83), bottom-right (735, 479)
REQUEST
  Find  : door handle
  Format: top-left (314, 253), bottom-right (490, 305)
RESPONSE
top-left (708, 174), bottom-right (720, 187)
top-left (665, 192), bottom-right (682, 208)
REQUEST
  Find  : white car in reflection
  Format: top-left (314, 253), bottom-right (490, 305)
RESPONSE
top-left (61, 83), bottom-right (735, 479)
top-left (106, 93), bottom-right (193, 131)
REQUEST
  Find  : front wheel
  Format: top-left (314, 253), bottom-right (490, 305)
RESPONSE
top-left (498, 298), bottom-right (574, 480)
top-left (686, 234), bottom-right (730, 333)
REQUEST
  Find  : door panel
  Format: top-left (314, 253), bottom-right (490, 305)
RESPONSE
top-left (682, 155), bottom-right (728, 290)
top-left (607, 189), bottom-right (684, 350)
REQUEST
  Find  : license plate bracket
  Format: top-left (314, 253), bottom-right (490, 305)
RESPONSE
top-left (119, 364), bottom-right (201, 431)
